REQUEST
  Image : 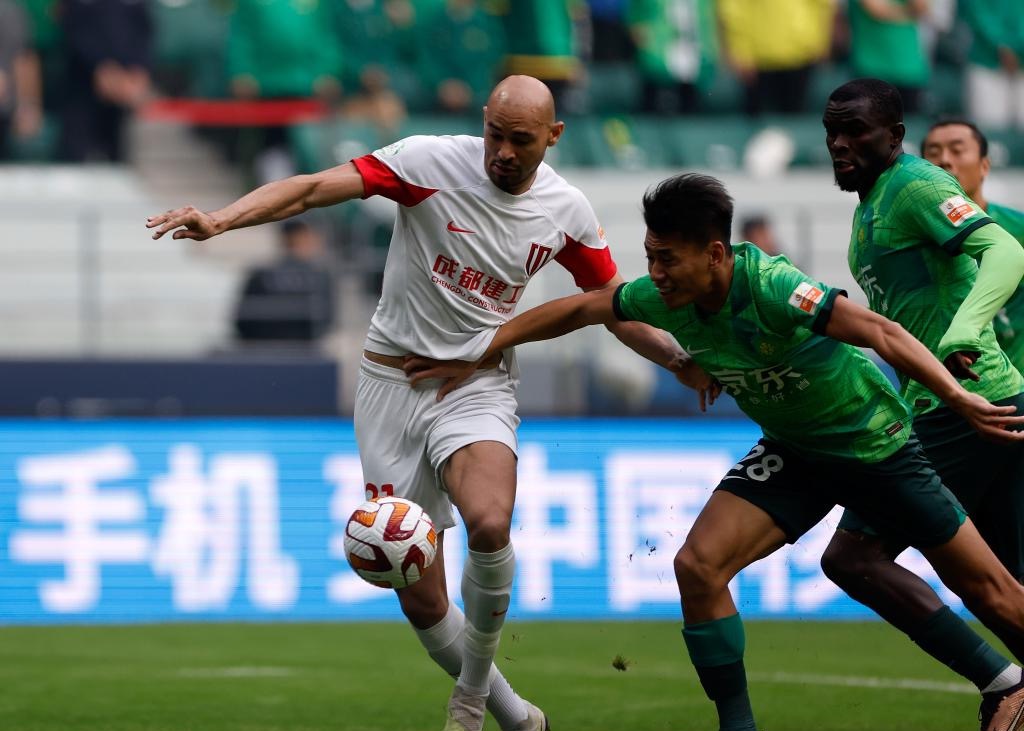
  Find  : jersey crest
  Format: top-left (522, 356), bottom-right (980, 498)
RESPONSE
top-left (525, 243), bottom-right (554, 275)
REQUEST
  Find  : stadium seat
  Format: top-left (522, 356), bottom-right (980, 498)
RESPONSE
top-left (671, 116), bottom-right (753, 170)
top-left (584, 63), bottom-right (643, 114)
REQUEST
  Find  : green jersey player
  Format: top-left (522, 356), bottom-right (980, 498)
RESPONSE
top-left (822, 79), bottom-right (1024, 731)
top-left (405, 173), bottom-right (1024, 731)
top-left (921, 118), bottom-right (1024, 366)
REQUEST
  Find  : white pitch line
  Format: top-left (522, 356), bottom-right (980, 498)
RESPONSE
top-left (749, 671), bottom-right (976, 695)
top-left (176, 666), bottom-right (297, 678)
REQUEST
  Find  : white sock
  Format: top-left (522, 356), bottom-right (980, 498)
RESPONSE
top-left (983, 663), bottom-right (1023, 694)
top-left (413, 603), bottom-right (529, 730)
top-left (458, 543), bottom-right (515, 697)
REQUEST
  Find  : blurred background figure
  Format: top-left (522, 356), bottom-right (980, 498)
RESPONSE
top-left (626, 0), bottom-right (717, 115)
top-left (233, 220), bottom-right (336, 344)
top-left (847, 0), bottom-right (930, 113)
top-left (739, 214), bottom-right (782, 256)
top-left (499, 0), bottom-right (584, 113)
top-left (57, 0), bottom-right (153, 163)
top-left (412, 0), bottom-right (504, 115)
top-left (961, 0), bottom-right (1024, 130)
top-left (227, 0), bottom-right (343, 183)
top-left (333, 0), bottom-right (412, 133)
top-left (717, 0), bottom-right (835, 116)
top-left (0, 0), bottom-right (42, 160)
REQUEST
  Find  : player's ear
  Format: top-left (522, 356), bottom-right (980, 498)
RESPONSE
top-left (708, 240), bottom-right (727, 267)
top-left (981, 155), bottom-right (991, 179)
top-left (890, 122), bottom-right (906, 149)
top-left (548, 121), bottom-right (565, 147)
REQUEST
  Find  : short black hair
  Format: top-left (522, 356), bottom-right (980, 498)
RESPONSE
top-left (923, 117), bottom-right (989, 158)
top-left (642, 173), bottom-right (733, 247)
top-left (828, 78), bottom-right (903, 126)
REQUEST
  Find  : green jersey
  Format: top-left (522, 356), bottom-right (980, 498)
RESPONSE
top-left (989, 202), bottom-right (1024, 367)
top-left (848, 154), bottom-right (1024, 414)
top-left (614, 243), bottom-right (911, 463)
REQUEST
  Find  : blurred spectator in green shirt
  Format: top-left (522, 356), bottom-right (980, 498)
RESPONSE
top-left (499, 0), bottom-right (584, 111)
top-left (848, 0), bottom-right (931, 113)
top-left (626, 0), bottom-right (717, 114)
top-left (961, 0), bottom-right (1024, 129)
top-left (227, 0), bottom-right (342, 101)
top-left (412, 0), bottom-right (505, 114)
top-left (333, 0), bottom-right (414, 130)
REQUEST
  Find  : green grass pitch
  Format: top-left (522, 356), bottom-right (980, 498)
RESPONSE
top-left (0, 620), bottom-right (997, 730)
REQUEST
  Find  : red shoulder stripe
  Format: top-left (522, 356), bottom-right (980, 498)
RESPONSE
top-left (352, 154), bottom-right (438, 207)
top-left (555, 234), bottom-right (618, 288)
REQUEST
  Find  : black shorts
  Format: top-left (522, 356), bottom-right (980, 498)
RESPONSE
top-left (717, 436), bottom-right (965, 549)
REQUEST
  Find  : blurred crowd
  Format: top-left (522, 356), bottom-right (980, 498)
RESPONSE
top-left (1, 0), bottom-right (1023, 164)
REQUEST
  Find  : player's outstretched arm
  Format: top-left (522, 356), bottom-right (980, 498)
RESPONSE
top-left (146, 162), bottom-right (366, 241)
top-left (403, 288), bottom-right (617, 399)
top-left (825, 294), bottom-right (1024, 442)
top-left (938, 223), bottom-right (1024, 379)
top-left (587, 274), bottom-right (720, 410)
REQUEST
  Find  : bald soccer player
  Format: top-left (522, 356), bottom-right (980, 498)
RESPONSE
top-left (146, 76), bottom-right (703, 731)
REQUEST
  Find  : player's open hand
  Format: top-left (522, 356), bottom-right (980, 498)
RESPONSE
top-left (402, 355), bottom-right (480, 401)
top-left (954, 391), bottom-right (1024, 443)
top-left (146, 206), bottom-right (221, 241)
top-left (943, 350), bottom-right (981, 381)
top-left (668, 355), bottom-right (722, 413)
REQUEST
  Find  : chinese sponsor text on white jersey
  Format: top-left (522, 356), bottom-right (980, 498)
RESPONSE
top-left (352, 135), bottom-right (617, 361)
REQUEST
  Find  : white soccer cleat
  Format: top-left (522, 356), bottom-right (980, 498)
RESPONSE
top-left (509, 701), bottom-right (550, 731)
top-left (443, 686), bottom-right (486, 731)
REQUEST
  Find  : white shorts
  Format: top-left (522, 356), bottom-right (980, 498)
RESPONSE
top-left (353, 356), bottom-right (520, 531)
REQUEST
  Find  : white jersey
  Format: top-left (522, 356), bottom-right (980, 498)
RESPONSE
top-left (352, 135), bottom-right (617, 361)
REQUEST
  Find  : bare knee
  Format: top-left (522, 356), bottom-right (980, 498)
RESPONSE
top-left (821, 532), bottom-right (886, 589)
top-left (462, 512), bottom-right (511, 553)
top-left (674, 544), bottom-right (731, 601)
top-left (397, 582), bottom-right (449, 629)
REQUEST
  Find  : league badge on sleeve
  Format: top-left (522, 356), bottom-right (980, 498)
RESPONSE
top-left (939, 195), bottom-right (977, 227)
top-left (788, 282), bottom-right (825, 315)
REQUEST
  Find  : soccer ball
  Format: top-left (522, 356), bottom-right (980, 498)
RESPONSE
top-left (344, 496), bottom-right (437, 589)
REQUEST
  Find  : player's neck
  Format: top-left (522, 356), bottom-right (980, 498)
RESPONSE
top-left (694, 262), bottom-right (734, 315)
top-left (972, 190), bottom-right (989, 211)
top-left (858, 148), bottom-right (904, 200)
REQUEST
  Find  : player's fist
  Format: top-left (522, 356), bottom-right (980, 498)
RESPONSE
top-left (943, 351), bottom-right (980, 382)
top-left (146, 206), bottom-right (221, 241)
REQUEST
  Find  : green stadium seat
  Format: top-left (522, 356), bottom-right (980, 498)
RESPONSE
top-left (670, 116), bottom-right (754, 170)
top-left (700, 67), bottom-right (744, 115)
top-left (7, 115), bottom-right (59, 162)
top-left (585, 63), bottom-right (642, 114)
top-left (398, 115), bottom-right (480, 139)
top-left (757, 115), bottom-right (830, 167)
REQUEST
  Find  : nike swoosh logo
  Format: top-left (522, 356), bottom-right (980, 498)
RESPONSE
top-left (686, 347), bottom-right (711, 355)
top-left (447, 220), bottom-right (476, 235)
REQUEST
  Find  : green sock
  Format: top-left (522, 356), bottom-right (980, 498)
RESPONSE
top-left (910, 606), bottom-right (1011, 690)
top-left (683, 613), bottom-right (757, 731)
